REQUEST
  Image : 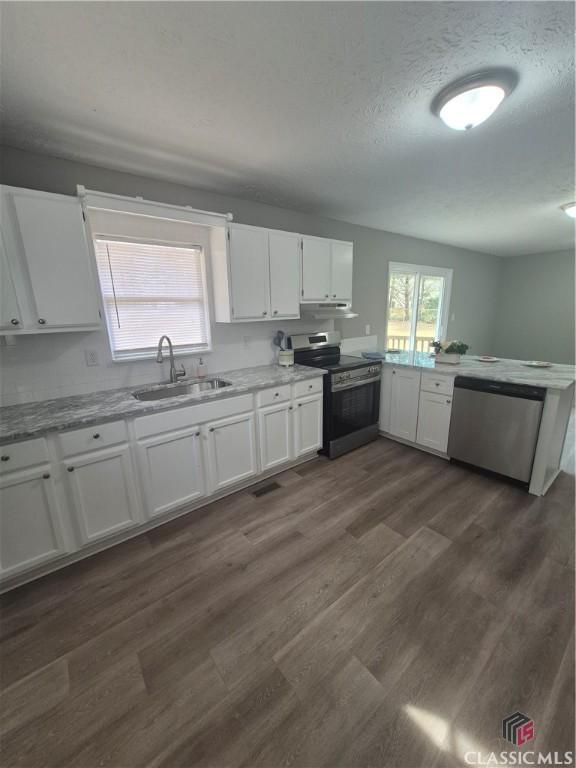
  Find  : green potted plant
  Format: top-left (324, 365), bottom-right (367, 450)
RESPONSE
top-left (430, 339), bottom-right (469, 364)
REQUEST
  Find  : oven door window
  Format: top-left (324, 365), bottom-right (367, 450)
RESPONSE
top-left (330, 381), bottom-right (380, 438)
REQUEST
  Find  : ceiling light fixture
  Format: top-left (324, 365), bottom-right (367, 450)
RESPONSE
top-left (560, 202), bottom-right (576, 219)
top-left (432, 70), bottom-right (518, 131)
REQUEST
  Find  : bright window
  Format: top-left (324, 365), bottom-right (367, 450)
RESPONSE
top-left (385, 262), bottom-right (453, 353)
top-left (93, 237), bottom-right (211, 361)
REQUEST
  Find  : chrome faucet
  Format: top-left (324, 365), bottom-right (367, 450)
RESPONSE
top-left (156, 335), bottom-right (186, 383)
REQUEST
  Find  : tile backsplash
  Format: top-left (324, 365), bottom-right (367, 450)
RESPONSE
top-left (0, 320), bottom-right (334, 406)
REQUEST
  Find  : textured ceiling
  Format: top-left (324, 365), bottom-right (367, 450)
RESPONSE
top-left (1, 1), bottom-right (574, 256)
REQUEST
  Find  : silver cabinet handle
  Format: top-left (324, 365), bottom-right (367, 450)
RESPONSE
top-left (38, 318), bottom-right (46, 325)
top-left (195, 431), bottom-right (201, 437)
top-left (332, 294), bottom-right (336, 298)
top-left (289, 406), bottom-right (293, 410)
top-left (262, 311), bottom-right (267, 316)
top-left (392, 370), bottom-right (396, 375)
top-left (1, 455), bottom-right (9, 462)
top-left (298, 403), bottom-right (302, 407)
top-left (209, 427), bottom-right (215, 432)
top-left (273, 310), bottom-right (278, 315)
top-left (324, 294), bottom-right (329, 298)
top-left (435, 382), bottom-right (440, 387)
top-left (10, 319), bottom-right (19, 326)
top-left (93, 433), bottom-right (100, 439)
top-left (42, 473), bottom-right (50, 480)
top-left (446, 399), bottom-right (451, 404)
top-left (67, 466), bottom-right (75, 472)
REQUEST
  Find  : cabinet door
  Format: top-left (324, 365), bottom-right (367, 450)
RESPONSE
top-left (301, 237), bottom-right (331, 301)
top-left (293, 394), bottom-right (323, 456)
top-left (416, 391), bottom-right (452, 453)
top-left (64, 446), bottom-right (140, 545)
top-left (137, 428), bottom-right (206, 518)
top-left (228, 226), bottom-right (270, 320)
top-left (330, 241), bottom-right (353, 300)
top-left (11, 190), bottom-right (100, 329)
top-left (389, 368), bottom-right (421, 442)
top-left (205, 412), bottom-right (257, 492)
top-left (258, 402), bottom-right (293, 471)
top-left (0, 467), bottom-right (66, 578)
top-left (0, 233), bottom-right (22, 331)
top-left (379, 366), bottom-right (393, 433)
top-left (269, 232), bottom-right (300, 319)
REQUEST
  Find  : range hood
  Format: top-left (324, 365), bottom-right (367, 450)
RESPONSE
top-left (300, 302), bottom-right (358, 320)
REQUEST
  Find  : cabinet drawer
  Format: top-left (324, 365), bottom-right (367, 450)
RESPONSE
top-left (256, 384), bottom-right (291, 407)
top-left (58, 420), bottom-right (128, 456)
top-left (421, 373), bottom-right (454, 396)
top-left (293, 377), bottom-right (324, 398)
top-left (134, 394), bottom-right (254, 440)
top-left (0, 438), bottom-right (49, 475)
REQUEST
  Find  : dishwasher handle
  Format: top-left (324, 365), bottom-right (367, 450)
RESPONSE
top-left (454, 376), bottom-right (546, 402)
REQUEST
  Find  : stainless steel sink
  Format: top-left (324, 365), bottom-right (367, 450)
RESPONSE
top-left (132, 378), bottom-right (232, 401)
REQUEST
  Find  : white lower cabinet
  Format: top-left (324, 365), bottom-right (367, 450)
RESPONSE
top-left (258, 401), bottom-right (293, 471)
top-left (1, 383), bottom-right (325, 588)
top-left (63, 446), bottom-right (141, 545)
top-left (137, 427), bottom-right (206, 519)
top-left (416, 391), bottom-right (453, 453)
top-left (389, 368), bottom-right (421, 442)
top-left (293, 394), bottom-right (323, 457)
top-left (0, 466), bottom-right (67, 577)
top-left (205, 411), bottom-right (258, 492)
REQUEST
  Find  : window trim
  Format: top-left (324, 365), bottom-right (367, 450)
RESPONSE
top-left (92, 233), bottom-right (213, 363)
top-left (385, 262), bottom-right (453, 351)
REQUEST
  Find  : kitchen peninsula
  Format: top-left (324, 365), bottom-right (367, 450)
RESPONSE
top-left (358, 351), bottom-right (575, 496)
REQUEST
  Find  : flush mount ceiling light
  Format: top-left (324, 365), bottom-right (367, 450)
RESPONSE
top-left (432, 70), bottom-right (518, 131)
top-left (560, 202), bottom-right (576, 218)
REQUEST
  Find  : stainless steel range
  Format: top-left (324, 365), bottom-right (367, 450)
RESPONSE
top-left (288, 331), bottom-right (382, 459)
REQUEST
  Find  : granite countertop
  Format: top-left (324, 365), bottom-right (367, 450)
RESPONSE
top-left (0, 364), bottom-right (326, 445)
top-left (353, 351), bottom-right (576, 390)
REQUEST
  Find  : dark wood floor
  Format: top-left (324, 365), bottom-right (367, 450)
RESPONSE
top-left (1, 435), bottom-right (574, 768)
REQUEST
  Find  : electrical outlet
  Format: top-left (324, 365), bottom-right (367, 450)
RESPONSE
top-left (365, 324), bottom-right (371, 335)
top-left (84, 349), bottom-right (100, 367)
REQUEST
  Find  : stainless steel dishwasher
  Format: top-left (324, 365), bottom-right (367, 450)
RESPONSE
top-left (447, 377), bottom-right (545, 483)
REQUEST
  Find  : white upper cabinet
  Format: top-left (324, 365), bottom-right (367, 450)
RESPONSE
top-left (228, 225), bottom-right (270, 320)
top-left (0, 233), bottom-right (22, 331)
top-left (212, 224), bottom-right (300, 323)
top-left (0, 186), bottom-right (101, 333)
top-left (301, 237), bottom-right (331, 301)
top-left (301, 236), bottom-right (353, 303)
top-left (268, 231), bottom-right (301, 318)
top-left (330, 241), bottom-right (353, 301)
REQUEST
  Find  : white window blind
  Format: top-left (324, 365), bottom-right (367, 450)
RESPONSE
top-left (93, 238), bottom-right (211, 361)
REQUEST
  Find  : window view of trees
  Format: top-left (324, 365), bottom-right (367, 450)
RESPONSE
top-left (386, 270), bottom-right (445, 352)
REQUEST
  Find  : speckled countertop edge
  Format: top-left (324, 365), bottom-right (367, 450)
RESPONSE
top-left (0, 364), bottom-right (327, 445)
top-left (351, 351), bottom-right (576, 390)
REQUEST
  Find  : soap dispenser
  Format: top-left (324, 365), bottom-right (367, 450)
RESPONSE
top-left (196, 357), bottom-right (207, 379)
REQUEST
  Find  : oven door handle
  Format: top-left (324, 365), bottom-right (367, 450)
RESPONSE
top-left (331, 375), bottom-right (381, 393)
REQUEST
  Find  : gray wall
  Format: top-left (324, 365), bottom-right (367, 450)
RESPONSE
top-left (494, 249), bottom-right (575, 364)
top-left (1, 146), bottom-right (502, 355)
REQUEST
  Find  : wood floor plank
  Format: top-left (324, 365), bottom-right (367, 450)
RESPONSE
top-left (0, 657), bottom-right (69, 737)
